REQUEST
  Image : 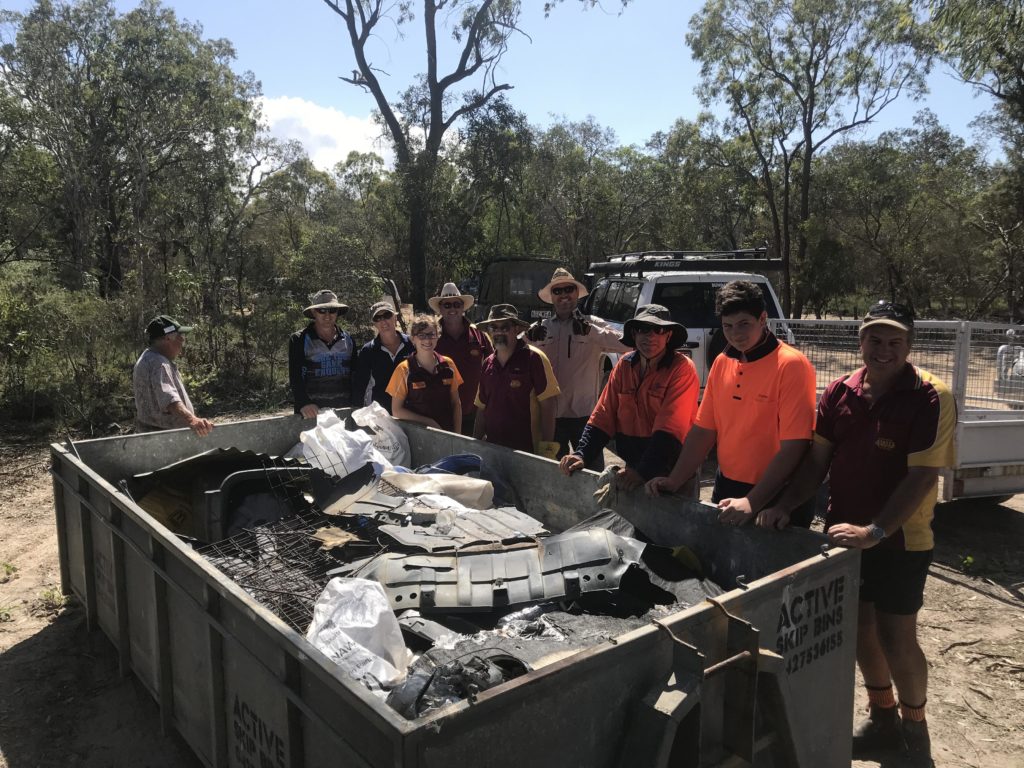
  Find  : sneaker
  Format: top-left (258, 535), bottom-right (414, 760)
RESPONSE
top-left (852, 704), bottom-right (903, 757)
top-left (901, 719), bottom-right (934, 767)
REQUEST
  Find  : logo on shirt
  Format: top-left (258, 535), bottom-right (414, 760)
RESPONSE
top-left (875, 437), bottom-right (896, 451)
top-left (509, 379), bottom-right (522, 389)
top-left (411, 381), bottom-right (427, 390)
top-left (470, 349), bottom-right (480, 357)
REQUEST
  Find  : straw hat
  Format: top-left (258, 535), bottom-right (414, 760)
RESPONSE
top-left (538, 268), bottom-right (589, 304)
top-left (428, 282), bottom-right (475, 314)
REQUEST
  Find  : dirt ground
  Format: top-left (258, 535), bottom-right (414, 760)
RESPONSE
top-left (1, 435), bottom-right (1022, 767)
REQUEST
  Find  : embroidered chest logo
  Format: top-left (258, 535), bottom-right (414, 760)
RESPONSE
top-left (509, 379), bottom-right (523, 389)
top-left (411, 381), bottom-right (427, 390)
top-left (470, 349), bottom-right (480, 357)
top-left (875, 437), bottom-right (896, 451)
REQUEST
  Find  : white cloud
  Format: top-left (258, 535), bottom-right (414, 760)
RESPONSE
top-left (258, 95), bottom-right (392, 170)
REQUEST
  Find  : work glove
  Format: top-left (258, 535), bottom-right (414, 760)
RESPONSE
top-left (571, 308), bottom-right (592, 336)
top-left (536, 440), bottom-right (560, 460)
top-left (525, 321), bottom-right (548, 342)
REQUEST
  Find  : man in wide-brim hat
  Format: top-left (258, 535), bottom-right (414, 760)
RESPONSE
top-left (289, 289), bottom-right (355, 418)
top-left (473, 304), bottom-right (561, 456)
top-left (560, 304), bottom-right (698, 490)
top-left (526, 267), bottom-right (628, 467)
top-left (432, 282), bottom-right (492, 435)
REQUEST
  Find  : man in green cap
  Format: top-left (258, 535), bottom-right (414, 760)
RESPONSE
top-left (132, 315), bottom-right (214, 436)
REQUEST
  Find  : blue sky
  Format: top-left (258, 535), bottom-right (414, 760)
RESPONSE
top-left (6, 0), bottom-right (1000, 169)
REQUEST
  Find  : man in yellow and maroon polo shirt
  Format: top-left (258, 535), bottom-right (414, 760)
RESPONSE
top-left (432, 282), bottom-right (493, 435)
top-left (759, 301), bottom-right (955, 767)
top-left (473, 304), bottom-right (560, 455)
top-left (645, 280), bottom-right (817, 526)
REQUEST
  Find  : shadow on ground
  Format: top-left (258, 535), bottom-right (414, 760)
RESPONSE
top-left (0, 601), bottom-right (200, 768)
top-left (931, 498), bottom-right (1024, 605)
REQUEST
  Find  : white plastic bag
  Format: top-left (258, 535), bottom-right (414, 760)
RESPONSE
top-left (380, 471), bottom-right (494, 509)
top-left (305, 578), bottom-right (412, 692)
top-left (300, 411), bottom-right (379, 479)
top-left (352, 402), bottom-right (411, 467)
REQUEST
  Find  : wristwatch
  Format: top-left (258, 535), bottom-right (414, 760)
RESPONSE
top-left (868, 523), bottom-right (887, 541)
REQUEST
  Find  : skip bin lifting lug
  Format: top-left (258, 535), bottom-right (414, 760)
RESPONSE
top-left (617, 605), bottom-right (802, 768)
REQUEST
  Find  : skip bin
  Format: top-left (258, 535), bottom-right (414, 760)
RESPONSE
top-left (51, 414), bottom-right (859, 767)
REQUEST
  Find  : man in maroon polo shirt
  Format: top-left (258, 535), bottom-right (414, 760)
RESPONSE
top-left (473, 304), bottom-right (560, 455)
top-left (761, 301), bottom-right (956, 768)
top-left (431, 282), bottom-right (493, 435)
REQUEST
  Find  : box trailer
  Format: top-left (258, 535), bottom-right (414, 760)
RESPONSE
top-left (51, 415), bottom-right (859, 767)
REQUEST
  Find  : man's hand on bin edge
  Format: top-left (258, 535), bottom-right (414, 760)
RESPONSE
top-left (645, 475), bottom-right (678, 496)
top-left (615, 466), bottom-right (645, 490)
top-left (756, 505), bottom-right (791, 530)
top-left (189, 416), bottom-right (214, 437)
top-left (300, 404), bottom-right (319, 420)
top-left (559, 453), bottom-right (585, 476)
top-left (717, 497), bottom-right (756, 526)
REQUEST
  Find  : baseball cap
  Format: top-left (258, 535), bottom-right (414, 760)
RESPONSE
top-left (860, 301), bottom-right (914, 333)
top-left (147, 315), bottom-right (193, 341)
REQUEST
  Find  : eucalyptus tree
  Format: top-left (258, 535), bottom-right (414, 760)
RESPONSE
top-left (0, 0), bottom-right (262, 297)
top-left (688, 0), bottom-right (930, 314)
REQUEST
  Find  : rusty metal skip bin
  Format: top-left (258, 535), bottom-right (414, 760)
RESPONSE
top-left (50, 415), bottom-right (859, 768)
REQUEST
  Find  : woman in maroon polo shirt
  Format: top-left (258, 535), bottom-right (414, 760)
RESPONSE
top-left (386, 315), bottom-right (464, 432)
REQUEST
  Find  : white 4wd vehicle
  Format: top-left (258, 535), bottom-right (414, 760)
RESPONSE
top-left (584, 250), bottom-right (788, 386)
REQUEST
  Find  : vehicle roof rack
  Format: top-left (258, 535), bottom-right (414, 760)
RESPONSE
top-left (588, 248), bottom-right (781, 277)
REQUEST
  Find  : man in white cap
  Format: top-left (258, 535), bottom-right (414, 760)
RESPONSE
top-left (525, 267), bottom-right (628, 467)
top-left (289, 289), bottom-right (354, 418)
top-left (432, 282), bottom-right (493, 435)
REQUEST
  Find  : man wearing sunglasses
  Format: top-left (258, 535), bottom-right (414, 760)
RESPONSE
top-left (525, 268), bottom-right (628, 466)
top-left (289, 289), bottom-right (355, 418)
top-left (759, 301), bottom-right (955, 767)
top-left (646, 280), bottom-right (817, 525)
top-left (559, 305), bottom-right (698, 490)
top-left (431, 282), bottom-right (493, 435)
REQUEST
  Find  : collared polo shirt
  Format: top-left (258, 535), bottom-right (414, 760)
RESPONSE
top-left (386, 354), bottom-right (463, 432)
top-left (815, 364), bottom-right (956, 551)
top-left (352, 333), bottom-right (414, 411)
top-left (436, 318), bottom-right (493, 417)
top-left (695, 330), bottom-right (816, 484)
top-left (475, 338), bottom-right (560, 452)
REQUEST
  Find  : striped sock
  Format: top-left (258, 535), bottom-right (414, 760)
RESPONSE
top-left (900, 699), bottom-right (927, 722)
top-left (866, 684), bottom-right (897, 709)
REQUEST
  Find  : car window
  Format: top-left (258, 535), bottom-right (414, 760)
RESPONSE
top-left (605, 281), bottom-right (641, 323)
top-left (652, 283), bottom-right (717, 328)
top-left (588, 280), bottom-right (610, 316)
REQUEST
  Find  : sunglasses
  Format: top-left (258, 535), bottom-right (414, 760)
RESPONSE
top-left (441, 301), bottom-right (463, 309)
top-left (551, 285), bottom-right (577, 296)
top-left (315, 308), bottom-right (339, 315)
top-left (634, 324), bottom-right (670, 335)
top-left (415, 333), bottom-right (438, 340)
top-left (372, 313), bottom-right (394, 321)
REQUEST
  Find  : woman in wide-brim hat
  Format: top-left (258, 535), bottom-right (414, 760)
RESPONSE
top-left (289, 289), bottom-right (355, 419)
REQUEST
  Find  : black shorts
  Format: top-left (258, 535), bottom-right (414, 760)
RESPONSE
top-left (711, 471), bottom-right (815, 528)
top-left (859, 548), bottom-right (933, 615)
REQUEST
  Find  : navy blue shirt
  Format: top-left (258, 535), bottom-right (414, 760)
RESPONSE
top-left (351, 333), bottom-right (414, 412)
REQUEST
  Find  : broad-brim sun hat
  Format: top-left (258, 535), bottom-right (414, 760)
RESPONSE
top-left (147, 315), bottom-right (194, 341)
top-left (860, 300), bottom-right (914, 333)
top-left (538, 267), bottom-right (589, 304)
top-left (476, 304), bottom-right (530, 331)
top-left (621, 304), bottom-right (688, 349)
top-left (428, 282), bottom-right (475, 314)
top-left (303, 289), bottom-right (349, 318)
